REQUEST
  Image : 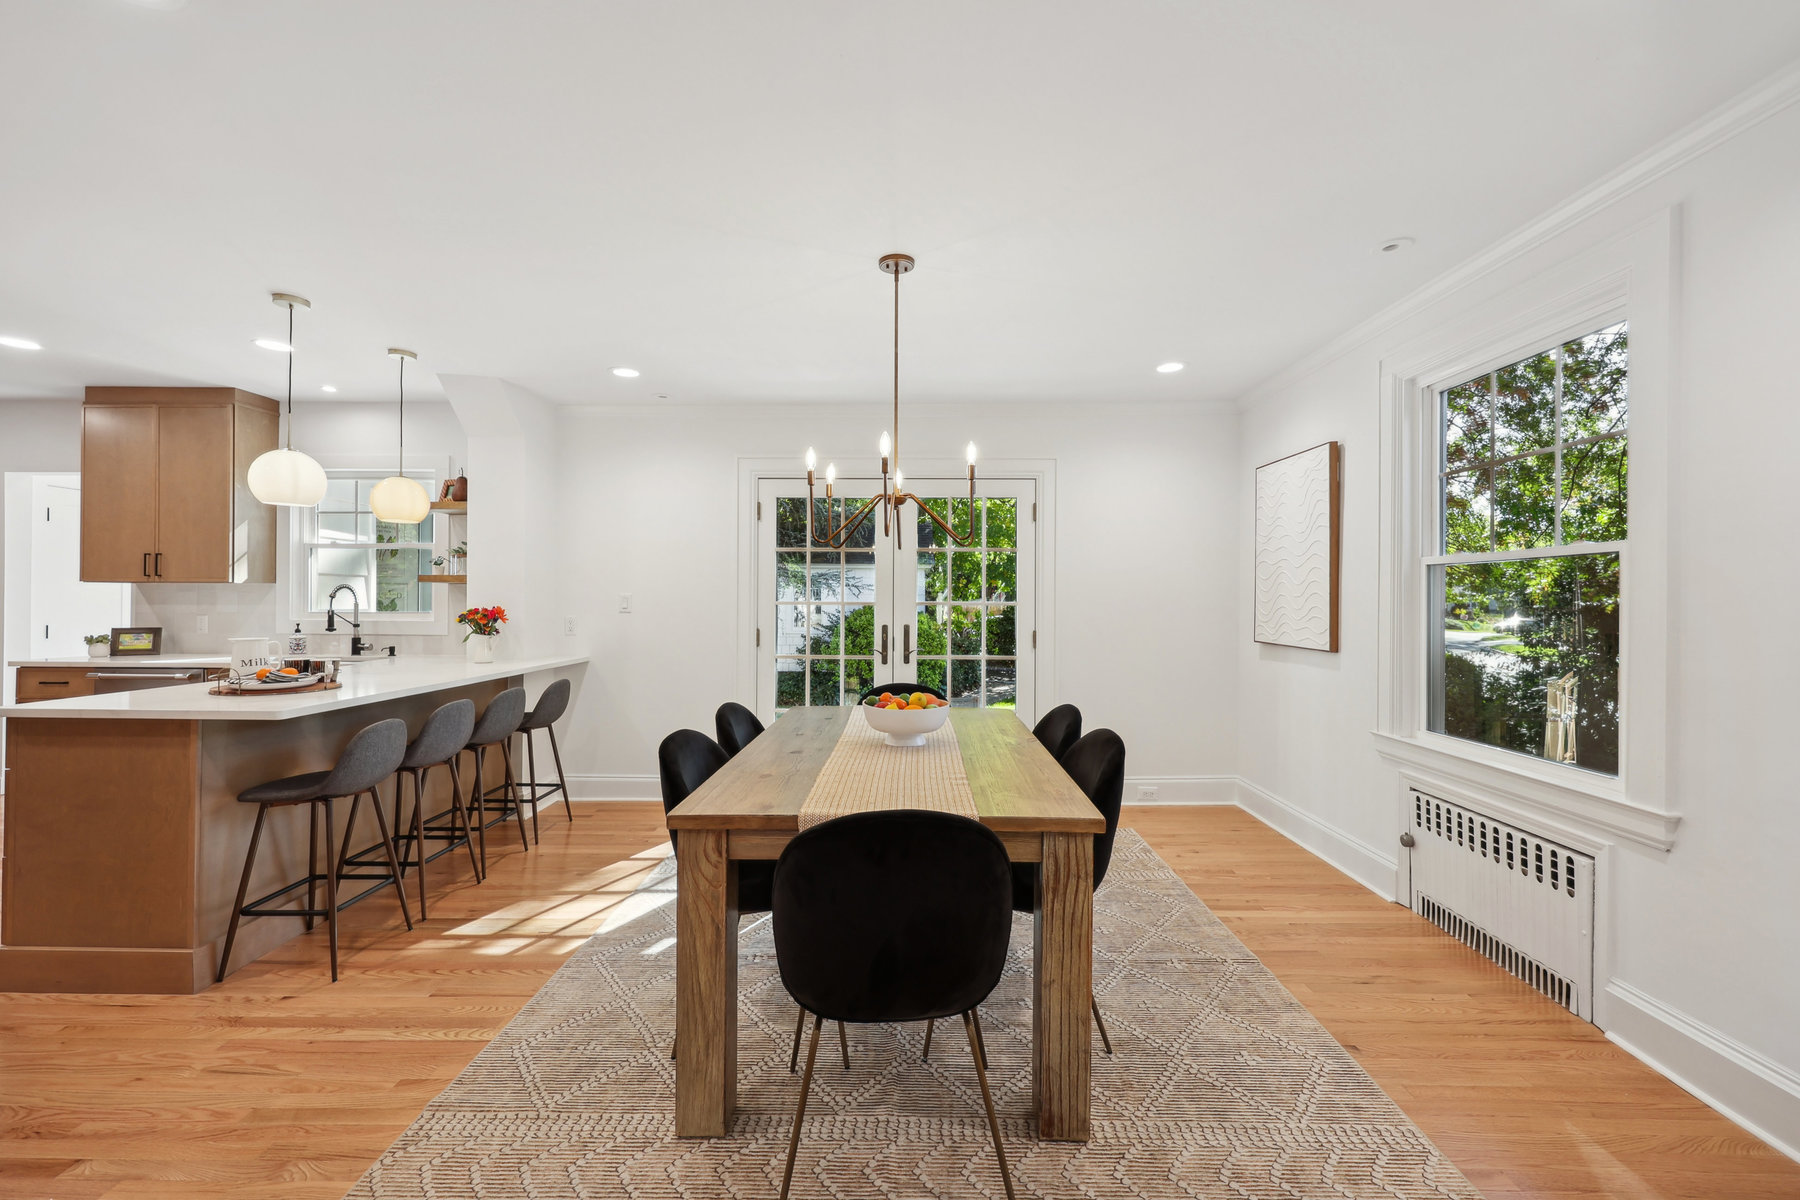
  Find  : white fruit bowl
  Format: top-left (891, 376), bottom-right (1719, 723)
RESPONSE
top-left (860, 700), bottom-right (951, 747)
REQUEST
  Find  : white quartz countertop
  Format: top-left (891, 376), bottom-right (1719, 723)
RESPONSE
top-left (9, 655), bottom-right (231, 669)
top-left (0, 655), bottom-right (588, 721)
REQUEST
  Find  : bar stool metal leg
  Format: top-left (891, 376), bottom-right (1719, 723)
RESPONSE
top-left (323, 797), bottom-right (339, 982)
top-left (547, 726), bottom-right (574, 822)
top-left (447, 755), bottom-right (481, 881)
top-left (368, 786), bottom-right (414, 931)
top-left (469, 746), bottom-right (490, 878)
top-left (500, 739), bottom-right (532, 848)
top-left (408, 768), bottom-right (429, 919)
top-left (305, 803), bottom-right (318, 933)
top-left (216, 803), bottom-right (269, 983)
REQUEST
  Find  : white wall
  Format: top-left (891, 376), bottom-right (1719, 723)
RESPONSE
top-left (1234, 93), bottom-right (1800, 1153)
top-left (550, 400), bottom-right (1239, 798)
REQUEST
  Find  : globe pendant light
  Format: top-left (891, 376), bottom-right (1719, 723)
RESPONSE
top-left (368, 348), bottom-right (430, 523)
top-left (247, 293), bottom-right (329, 507)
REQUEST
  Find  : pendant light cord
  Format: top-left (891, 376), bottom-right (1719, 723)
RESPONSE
top-left (284, 301), bottom-right (295, 450)
top-left (892, 263), bottom-right (900, 484)
top-left (397, 353), bottom-right (406, 476)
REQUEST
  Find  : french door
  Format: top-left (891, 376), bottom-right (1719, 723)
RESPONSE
top-left (755, 476), bottom-right (1037, 724)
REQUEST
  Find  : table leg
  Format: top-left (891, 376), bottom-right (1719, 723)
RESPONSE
top-left (1034, 831), bottom-right (1093, 1141)
top-left (675, 828), bottom-right (738, 1136)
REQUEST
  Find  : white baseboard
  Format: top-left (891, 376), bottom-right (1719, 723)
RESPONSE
top-left (1124, 775), bottom-right (1237, 805)
top-left (568, 774), bottom-right (659, 803)
top-left (1234, 777), bottom-right (1400, 901)
top-left (1604, 980), bottom-right (1800, 1163)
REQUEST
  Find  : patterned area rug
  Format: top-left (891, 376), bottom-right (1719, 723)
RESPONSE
top-left (346, 831), bottom-right (1482, 1199)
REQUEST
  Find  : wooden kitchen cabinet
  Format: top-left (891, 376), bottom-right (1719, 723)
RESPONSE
top-left (15, 667), bottom-right (98, 703)
top-left (80, 388), bottom-right (279, 584)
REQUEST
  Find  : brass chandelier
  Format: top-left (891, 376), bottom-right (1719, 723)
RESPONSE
top-left (804, 253), bottom-right (977, 548)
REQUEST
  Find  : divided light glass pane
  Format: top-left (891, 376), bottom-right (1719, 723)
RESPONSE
top-left (917, 499), bottom-right (951, 548)
top-left (949, 552), bottom-right (982, 602)
top-left (1493, 452), bottom-right (1557, 550)
top-left (843, 658), bottom-right (874, 702)
top-left (316, 512), bottom-right (367, 543)
top-left (1443, 379), bottom-right (1492, 471)
top-left (950, 497), bottom-right (979, 544)
top-left (775, 605), bottom-right (808, 655)
top-left (1561, 435), bottom-right (1628, 543)
top-left (808, 605), bottom-right (842, 655)
top-left (983, 551), bottom-right (1016, 601)
top-left (949, 606), bottom-right (982, 655)
top-left (374, 548), bottom-right (431, 613)
top-left (1443, 469), bottom-right (1493, 554)
top-left (950, 659), bottom-right (981, 706)
top-left (985, 605), bottom-right (1016, 656)
top-left (809, 659), bottom-right (841, 707)
top-left (776, 552), bottom-right (806, 601)
top-left (984, 499), bottom-right (1017, 548)
top-left (775, 659), bottom-right (806, 708)
top-left (1494, 350), bottom-right (1557, 458)
top-left (809, 552), bottom-right (841, 600)
top-left (1432, 552), bottom-right (1620, 775)
top-left (915, 604), bottom-right (948, 656)
top-left (319, 477), bottom-right (357, 513)
top-left (843, 501), bottom-right (876, 548)
top-left (1561, 322), bottom-right (1628, 440)
top-left (985, 660), bottom-right (1016, 709)
top-left (842, 605), bottom-right (874, 655)
top-left (843, 551), bottom-right (877, 602)
top-left (916, 551), bottom-right (947, 602)
top-left (777, 497), bottom-right (807, 547)
top-left (916, 658), bottom-right (948, 694)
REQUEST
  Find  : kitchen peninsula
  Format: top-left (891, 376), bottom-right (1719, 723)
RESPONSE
top-left (0, 655), bottom-right (586, 993)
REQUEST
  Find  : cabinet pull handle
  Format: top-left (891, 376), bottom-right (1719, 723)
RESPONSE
top-left (903, 624), bottom-right (913, 664)
top-left (143, 552), bottom-right (152, 578)
top-left (154, 552), bottom-right (162, 577)
top-left (879, 624), bottom-right (889, 665)
top-left (37, 680), bottom-right (70, 686)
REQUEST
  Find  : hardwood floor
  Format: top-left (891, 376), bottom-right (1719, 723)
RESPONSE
top-left (0, 801), bottom-right (1794, 1198)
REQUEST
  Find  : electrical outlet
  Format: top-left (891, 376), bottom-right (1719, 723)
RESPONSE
top-left (564, 616), bottom-right (577, 635)
top-left (618, 593), bottom-right (633, 613)
top-left (1137, 785), bottom-right (1160, 801)
top-left (196, 615), bottom-right (209, 634)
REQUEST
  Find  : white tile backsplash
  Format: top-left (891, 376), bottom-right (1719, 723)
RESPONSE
top-left (132, 583), bottom-right (457, 657)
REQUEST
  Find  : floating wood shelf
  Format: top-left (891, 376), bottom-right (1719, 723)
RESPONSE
top-left (417, 573), bottom-right (467, 584)
top-left (429, 500), bottom-right (467, 512)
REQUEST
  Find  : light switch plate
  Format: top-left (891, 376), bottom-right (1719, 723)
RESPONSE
top-left (196, 615), bottom-right (209, 634)
top-left (618, 593), bottom-right (632, 613)
top-left (564, 616), bottom-right (577, 635)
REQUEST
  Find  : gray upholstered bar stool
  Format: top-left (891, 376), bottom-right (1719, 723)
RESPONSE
top-left (395, 698), bottom-right (480, 914)
top-left (464, 686), bottom-right (528, 877)
top-left (218, 718), bottom-right (412, 983)
top-left (514, 678), bottom-right (574, 840)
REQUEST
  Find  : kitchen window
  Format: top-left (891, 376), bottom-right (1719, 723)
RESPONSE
top-left (301, 473), bottom-right (439, 619)
top-left (1428, 322), bottom-right (1626, 775)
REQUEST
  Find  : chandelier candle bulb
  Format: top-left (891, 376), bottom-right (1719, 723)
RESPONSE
top-left (825, 463), bottom-right (836, 485)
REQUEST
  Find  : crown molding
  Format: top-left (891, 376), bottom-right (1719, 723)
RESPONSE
top-left (1237, 59), bottom-right (1800, 411)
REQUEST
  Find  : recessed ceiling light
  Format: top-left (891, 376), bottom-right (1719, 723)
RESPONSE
top-left (655, 393), bottom-right (669, 400)
top-left (320, 384), bottom-right (337, 393)
top-left (612, 367), bottom-right (640, 378)
top-left (1156, 362), bottom-right (1185, 374)
top-left (254, 338), bottom-right (294, 352)
top-left (1377, 236), bottom-right (1415, 254)
top-left (0, 335), bottom-right (43, 351)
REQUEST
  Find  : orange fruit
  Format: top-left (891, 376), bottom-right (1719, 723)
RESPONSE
top-left (254, 667), bottom-right (271, 680)
top-left (879, 692), bottom-right (893, 703)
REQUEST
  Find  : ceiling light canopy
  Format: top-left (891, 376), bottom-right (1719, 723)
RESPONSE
top-left (804, 254), bottom-right (980, 549)
top-left (320, 384), bottom-right (337, 393)
top-left (0, 335), bottom-right (42, 351)
top-left (368, 348), bottom-right (431, 524)
top-left (247, 293), bottom-right (328, 508)
top-left (1156, 361), bottom-right (1185, 373)
top-left (1377, 236), bottom-right (1415, 253)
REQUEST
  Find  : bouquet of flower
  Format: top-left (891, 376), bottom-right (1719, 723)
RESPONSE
top-left (457, 605), bottom-right (508, 641)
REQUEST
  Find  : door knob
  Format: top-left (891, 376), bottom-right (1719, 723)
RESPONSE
top-left (879, 624), bottom-right (889, 665)
top-left (903, 624), bottom-right (913, 664)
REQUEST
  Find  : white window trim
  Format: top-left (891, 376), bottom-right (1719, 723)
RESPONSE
top-left (1374, 208), bottom-right (1679, 852)
top-left (281, 455), bottom-right (454, 637)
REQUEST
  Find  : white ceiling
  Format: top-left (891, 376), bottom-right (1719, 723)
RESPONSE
top-left (2, 1), bottom-right (1798, 408)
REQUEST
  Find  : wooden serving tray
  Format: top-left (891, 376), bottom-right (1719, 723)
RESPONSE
top-left (209, 680), bottom-right (342, 697)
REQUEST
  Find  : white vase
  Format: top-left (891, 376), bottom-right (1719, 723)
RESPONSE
top-left (467, 635), bottom-right (495, 664)
top-left (87, 642), bottom-right (109, 659)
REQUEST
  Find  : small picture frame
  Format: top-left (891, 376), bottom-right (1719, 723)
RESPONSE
top-left (110, 626), bottom-right (163, 656)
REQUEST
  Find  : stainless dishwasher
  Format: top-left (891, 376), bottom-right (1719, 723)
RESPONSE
top-left (88, 667), bottom-right (209, 694)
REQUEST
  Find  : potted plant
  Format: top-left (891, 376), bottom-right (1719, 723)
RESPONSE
top-left (431, 543), bottom-right (468, 575)
top-left (84, 633), bottom-right (110, 659)
top-left (457, 605), bottom-right (507, 663)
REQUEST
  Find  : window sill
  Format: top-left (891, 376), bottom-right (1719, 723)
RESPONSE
top-left (1371, 730), bottom-right (1680, 852)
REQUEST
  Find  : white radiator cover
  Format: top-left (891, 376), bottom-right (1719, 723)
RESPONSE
top-left (1406, 790), bottom-right (1596, 1020)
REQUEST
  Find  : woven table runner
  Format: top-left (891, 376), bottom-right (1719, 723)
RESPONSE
top-left (796, 708), bottom-right (980, 830)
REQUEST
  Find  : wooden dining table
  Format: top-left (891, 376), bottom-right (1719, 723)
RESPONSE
top-left (665, 705), bottom-right (1105, 1142)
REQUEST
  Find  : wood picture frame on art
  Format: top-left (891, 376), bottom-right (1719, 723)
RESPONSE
top-left (1253, 441), bottom-right (1340, 652)
top-left (109, 626), bottom-right (163, 656)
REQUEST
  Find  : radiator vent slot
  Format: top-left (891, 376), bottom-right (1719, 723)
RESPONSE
top-left (1406, 790), bottom-right (1595, 1020)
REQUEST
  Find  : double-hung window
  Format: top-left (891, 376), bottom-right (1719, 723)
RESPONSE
top-left (301, 473), bottom-right (439, 619)
top-left (1428, 322), bottom-right (1627, 775)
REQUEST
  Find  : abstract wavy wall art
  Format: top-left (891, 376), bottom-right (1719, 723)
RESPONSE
top-left (1255, 440), bottom-right (1340, 651)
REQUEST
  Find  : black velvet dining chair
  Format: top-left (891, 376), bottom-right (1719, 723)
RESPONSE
top-left (1031, 703), bottom-right (1083, 761)
top-left (656, 730), bottom-right (843, 1069)
top-left (772, 809), bottom-right (1016, 1200)
top-left (854, 681), bottom-right (946, 703)
top-left (713, 701), bottom-right (764, 758)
